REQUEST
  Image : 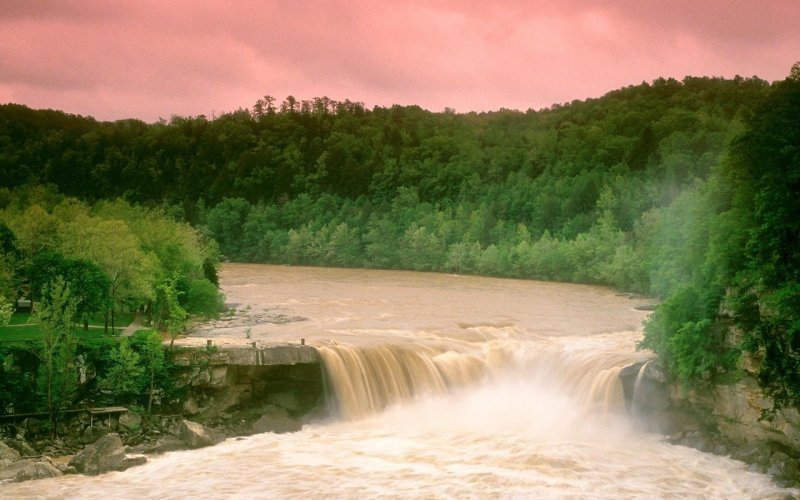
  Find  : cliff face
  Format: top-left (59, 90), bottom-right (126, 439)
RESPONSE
top-left (170, 344), bottom-right (325, 428)
top-left (622, 359), bottom-right (800, 486)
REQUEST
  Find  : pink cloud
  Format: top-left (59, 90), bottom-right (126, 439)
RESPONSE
top-left (0, 1), bottom-right (797, 122)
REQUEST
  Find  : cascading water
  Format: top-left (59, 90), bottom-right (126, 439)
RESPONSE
top-left (317, 329), bottom-right (647, 421)
top-left (1, 264), bottom-right (795, 498)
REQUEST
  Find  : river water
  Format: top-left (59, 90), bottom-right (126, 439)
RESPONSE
top-left (2, 264), bottom-right (794, 498)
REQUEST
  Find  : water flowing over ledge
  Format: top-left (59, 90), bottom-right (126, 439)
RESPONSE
top-left (2, 264), bottom-right (795, 498)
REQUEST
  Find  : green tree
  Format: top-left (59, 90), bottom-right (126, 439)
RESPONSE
top-left (61, 219), bottom-right (156, 333)
top-left (29, 252), bottom-right (110, 330)
top-left (134, 330), bottom-right (166, 412)
top-left (101, 337), bottom-right (144, 401)
top-left (156, 277), bottom-right (188, 348)
top-left (33, 278), bottom-right (78, 437)
top-left (0, 296), bottom-right (11, 326)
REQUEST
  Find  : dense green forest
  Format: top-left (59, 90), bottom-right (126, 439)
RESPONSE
top-left (0, 191), bottom-right (223, 422)
top-left (0, 68), bottom-right (798, 409)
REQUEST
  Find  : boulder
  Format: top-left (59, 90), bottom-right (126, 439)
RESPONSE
top-left (0, 458), bottom-right (35, 481)
top-left (179, 420), bottom-right (224, 449)
top-left (4, 439), bottom-right (37, 458)
top-left (131, 435), bottom-right (187, 455)
top-left (119, 411), bottom-right (142, 433)
top-left (183, 394), bottom-right (200, 415)
top-left (82, 425), bottom-right (111, 444)
top-left (267, 392), bottom-right (302, 413)
top-left (0, 441), bottom-right (21, 467)
top-left (12, 460), bottom-right (63, 482)
top-left (69, 433), bottom-right (126, 475)
top-left (119, 454), bottom-right (147, 471)
top-left (251, 407), bottom-right (302, 434)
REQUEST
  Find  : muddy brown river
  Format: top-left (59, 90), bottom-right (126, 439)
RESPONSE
top-left (1, 264), bottom-right (794, 498)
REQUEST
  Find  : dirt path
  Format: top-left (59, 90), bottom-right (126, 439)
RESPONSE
top-left (121, 311), bottom-right (146, 337)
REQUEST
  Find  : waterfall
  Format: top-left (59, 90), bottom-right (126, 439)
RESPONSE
top-left (318, 330), bottom-right (652, 420)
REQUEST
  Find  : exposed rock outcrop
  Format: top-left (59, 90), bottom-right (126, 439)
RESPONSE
top-left (179, 419), bottom-right (225, 449)
top-left (0, 441), bottom-right (21, 467)
top-left (251, 407), bottom-right (302, 434)
top-left (619, 359), bottom-right (800, 487)
top-left (12, 460), bottom-right (63, 482)
top-left (69, 433), bottom-right (126, 475)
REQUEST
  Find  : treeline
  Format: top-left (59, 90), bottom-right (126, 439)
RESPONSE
top-left (642, 71), bottom-right (800, 408)
top-left (1, 71), bottom-right (798, 407)
top-left (0, 76), bottom-right (767, 214)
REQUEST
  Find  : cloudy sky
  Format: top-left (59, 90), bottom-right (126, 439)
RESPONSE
top-left (1, 1), bottom-right (798, 122)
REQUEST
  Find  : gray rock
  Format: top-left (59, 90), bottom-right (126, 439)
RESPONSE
top-left (0, 458), bottom-right (36, 481)
top-left (119, 454), bottom-right (147, 471)
top-left (69, 433), bottom-right (126, 475)
top-left (58, 464), bottom-right (78, 475)
top-left (183, 394), bottom-right (200, 415)
top-left (251, 408), bottom-right (302, 434)
top-left (0, 441), bottom-right (21, 467)
top-left (267, 392), bottom-right (302, 412)
top-left (4, 439), bottom-right (37, 458)
top-left (12, 460), bottom-right (63, 482)
top-left (83, 425), bottom-right (111, 444)
top-left (131, 435), bottom-right (187, 455)
top-left (119, 411), bottom-right (142, 433)
top-left (179, 420), bottom-right (225, 449)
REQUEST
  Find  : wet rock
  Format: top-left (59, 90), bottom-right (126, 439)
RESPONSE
top-left (69, 433), bottom-right (126, 475)
top-left (0, 441), bottom-right (21, 467)
top-left (83, 425), bottom-right (111, 444)
top-left (267, 392), bottom-right (302, 413)
top-left (624, 361), bottom-right (670, 414)
top-left (119, 454), bottom-right (147, 471)
top-left (119, 411), bottom-right (142, 433)
top-left (208, 366), bottom-right (230, 387)
top-left (0, 459), bottom-right (35, 481)
top-left (12, 460), bottom-right (63, 482)
top-left (183, 394), bottom-right (200, 415)
top-left (179, 419), bottom-right (225, 449)
top-left (3, 439), bottom-right (36, 458)
top-left (131, 435), bottom-right (187, 455)
top-left (201, 385), bottom-right (250, 419)
top-left (251, 407), bottom-right (302, 434)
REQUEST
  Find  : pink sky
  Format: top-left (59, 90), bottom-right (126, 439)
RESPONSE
top-left (1, 1), bottom-right (798, 122)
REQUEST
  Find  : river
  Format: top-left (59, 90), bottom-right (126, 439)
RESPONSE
top-left (2, 264), bottom-right (794, 498)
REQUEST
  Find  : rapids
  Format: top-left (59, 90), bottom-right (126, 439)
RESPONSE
top-left (1, 264), bottom-right (795, 498)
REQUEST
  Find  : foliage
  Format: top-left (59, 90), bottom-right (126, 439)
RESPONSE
top-left (131, 330), bottom-right (167, 412)
top-left (155, 276), bottom-right (188, 348)
top-left (100, 337), bottom-right (144, 399)
top-left (0, 296), bottom-right (11, 326)
top-left (639, 68), bottom-right (800, 401)
top-left (183, 278), bottom-right (224, 318)
top-left (0, 71), bottom-right (797, 407)
top-left (34, 277), bottom-right (79, 436)
top-left (29, 251), bottom-right (110, 329)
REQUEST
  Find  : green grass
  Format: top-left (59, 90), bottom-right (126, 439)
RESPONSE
top-left (0, 324), bottom-right (42, 342)
top-left (8, 312), bottom-right (34, 325)
top-left (0, 312), bottom-right (132, 342)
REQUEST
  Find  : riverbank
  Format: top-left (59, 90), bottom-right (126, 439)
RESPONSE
top-left (623, 359), bottom-right (800, 488)
top-left (1, 336), bottom-right (325, 484)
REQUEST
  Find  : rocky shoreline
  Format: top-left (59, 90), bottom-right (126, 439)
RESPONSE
top-left (0, 402), bottom-right (309, 484)
top-left (621, 360), bottom-right (800, 489)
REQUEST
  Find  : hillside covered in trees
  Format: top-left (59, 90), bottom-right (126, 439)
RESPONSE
top-left (1, 69), bottom-right (798, 407)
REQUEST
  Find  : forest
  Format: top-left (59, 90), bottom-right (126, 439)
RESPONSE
top-left (0, 67), bottom-right (798, 414)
